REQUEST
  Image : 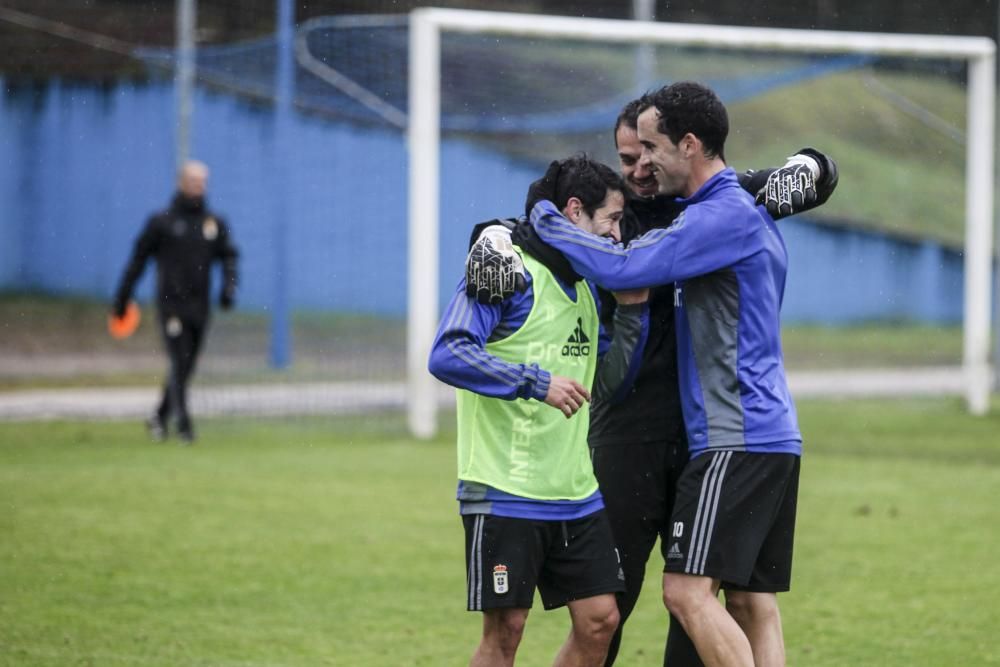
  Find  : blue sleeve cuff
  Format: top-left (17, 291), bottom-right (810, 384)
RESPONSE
top-left (518, 364), bottom-right (551, 402)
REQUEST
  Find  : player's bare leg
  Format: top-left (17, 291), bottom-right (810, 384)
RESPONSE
top-left (553, 593), bottom-right (619, 666)
top-left (470, 607), bottom-right (529, 667)
top-left (725, 591), bottom-right (785, 667)
top-left (662, 573), bottom-right (753, 667)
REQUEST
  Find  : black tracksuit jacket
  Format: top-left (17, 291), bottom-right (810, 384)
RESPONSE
top-left (115, 194), bottom-right (238, 321)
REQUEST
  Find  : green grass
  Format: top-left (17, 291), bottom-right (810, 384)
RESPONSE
top-left (2, 399), bottom-right (1000, 665)
top-left (727, 68), bottom-right (967, 248)
top-left (781, 324), bottom-right (961, 368)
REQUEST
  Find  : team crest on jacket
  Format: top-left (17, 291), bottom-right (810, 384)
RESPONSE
top-left (202, 217), bottom-right (219, 240)
top-left (492, 564), bottom-right (509, 594)
top-left (166, 317), bottom-right (183, 338)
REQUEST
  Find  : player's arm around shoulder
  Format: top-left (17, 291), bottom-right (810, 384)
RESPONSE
top-left (529, 199), bottom-right (639, 290)
top-left (743, 147), bottom-right (840, 219)
top-left (645, 198), bottom-right (751, 283)
top-left (464, 218), bottom-right (526, 305)
top-left (427, 271), bottom-right (552, 404)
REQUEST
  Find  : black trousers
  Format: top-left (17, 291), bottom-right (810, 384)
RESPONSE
top-left (156, 311), bottom-right (207, 431)
top-left (591, 440), bottom-right (703, 667)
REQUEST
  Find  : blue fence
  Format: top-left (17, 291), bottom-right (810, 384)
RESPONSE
top-left (0, 80), bottom-right (966, 325)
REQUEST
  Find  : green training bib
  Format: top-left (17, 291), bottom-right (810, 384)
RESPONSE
top-left (456, 248), bottom-right (600, 500)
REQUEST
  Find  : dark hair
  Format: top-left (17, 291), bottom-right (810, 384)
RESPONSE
top-left (613, 98), bottom-right (644, 144)
top-left (525, 155), bottom-right (625, 219)
top-left (637, 81), bottom-right (728, 161)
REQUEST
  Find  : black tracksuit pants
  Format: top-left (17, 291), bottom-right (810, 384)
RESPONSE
top-left (592, 439), bottom-right (703, 667)
top-left (155, 311), bottom-right (207, 431)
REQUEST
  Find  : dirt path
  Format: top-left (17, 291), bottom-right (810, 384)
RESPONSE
top-left (0, 367), bottom-right (972, 421)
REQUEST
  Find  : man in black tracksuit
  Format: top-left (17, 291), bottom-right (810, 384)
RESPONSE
top-left (112, 160), bottom-right (239, 443)
top-left (589, 192), bottom-right (694, 665)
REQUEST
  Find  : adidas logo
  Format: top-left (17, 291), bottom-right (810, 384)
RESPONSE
top-left (561, 318), bottom-right (591, 357)
top-left (667, 543), bottom-right (684, 560)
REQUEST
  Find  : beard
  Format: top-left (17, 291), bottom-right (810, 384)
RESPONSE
top-left (177, 193), bottom-right (205, 211)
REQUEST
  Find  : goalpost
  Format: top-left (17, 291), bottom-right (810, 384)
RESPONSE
top-left (407, 8), bottom-right (996, 438)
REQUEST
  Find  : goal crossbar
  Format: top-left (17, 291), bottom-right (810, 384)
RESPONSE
top-left (408, 8), bottom-right (997, 437)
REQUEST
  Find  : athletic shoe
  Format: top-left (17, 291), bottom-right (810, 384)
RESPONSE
top-left (178, 425), bottom-right (196, 445)
top-left (145, 416), bottom-right (167, 442)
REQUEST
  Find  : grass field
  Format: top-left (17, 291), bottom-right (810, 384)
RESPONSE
top-left (3, 399), bottom-right (1000, 666)
top-left (727, 67), bottom-right (967, 248)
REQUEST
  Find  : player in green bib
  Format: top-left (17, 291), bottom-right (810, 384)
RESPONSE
top-left (456, 246), bottom-right (600, 502)
top-left (429, 156), bottom-right (650, 667)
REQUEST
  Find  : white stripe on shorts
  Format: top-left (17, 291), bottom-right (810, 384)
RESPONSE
top-left (468, 515), bottom-right (485, 610)
top-left (685, 451), bottom-right (732, 575)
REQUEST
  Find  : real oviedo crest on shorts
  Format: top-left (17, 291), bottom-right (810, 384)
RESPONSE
top-left (492, 564), bottom-right (509, 594)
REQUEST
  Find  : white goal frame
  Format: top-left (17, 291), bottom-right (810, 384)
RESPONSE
top-left (407, 7), bottom-right (996, 438)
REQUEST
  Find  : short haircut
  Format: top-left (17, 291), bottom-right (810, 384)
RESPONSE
top-left (638, 81), bottom-right (728, 161)
top-left (178, 159), bottom-right (209, 179)
top-left (613, 98), bottom-right (644, 144)
top-left (550, 155), bottom-right (625, 218)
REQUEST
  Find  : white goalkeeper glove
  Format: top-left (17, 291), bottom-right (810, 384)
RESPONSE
top-left (756, 153), bottom-right (821, 218)
top-left (464, 225), bottom-right (527, 305)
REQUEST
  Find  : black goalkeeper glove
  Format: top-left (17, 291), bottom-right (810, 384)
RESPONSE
top-left (463, 159), bottom-right (565, 305)
top-left (465, 224), bottom-right (527, 306)
top-left (797, 147), bottom-right (839, 208)
top-left (755, 148), bottom-right (839, 218)
top-left (756, 158), bottom-right (816, 219)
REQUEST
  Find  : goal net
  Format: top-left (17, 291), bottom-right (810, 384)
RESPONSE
top-left (0, 7), bottom-right (992, 430)
top-left (399, 9), bottom-right (995, 436)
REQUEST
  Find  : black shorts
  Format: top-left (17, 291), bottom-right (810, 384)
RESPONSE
top-left (590, 439), bottom-right (689, 571)
top-left (463, 510), bottom-right (625, 612)
top-left (663, 452), bottom-right (800, 592)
